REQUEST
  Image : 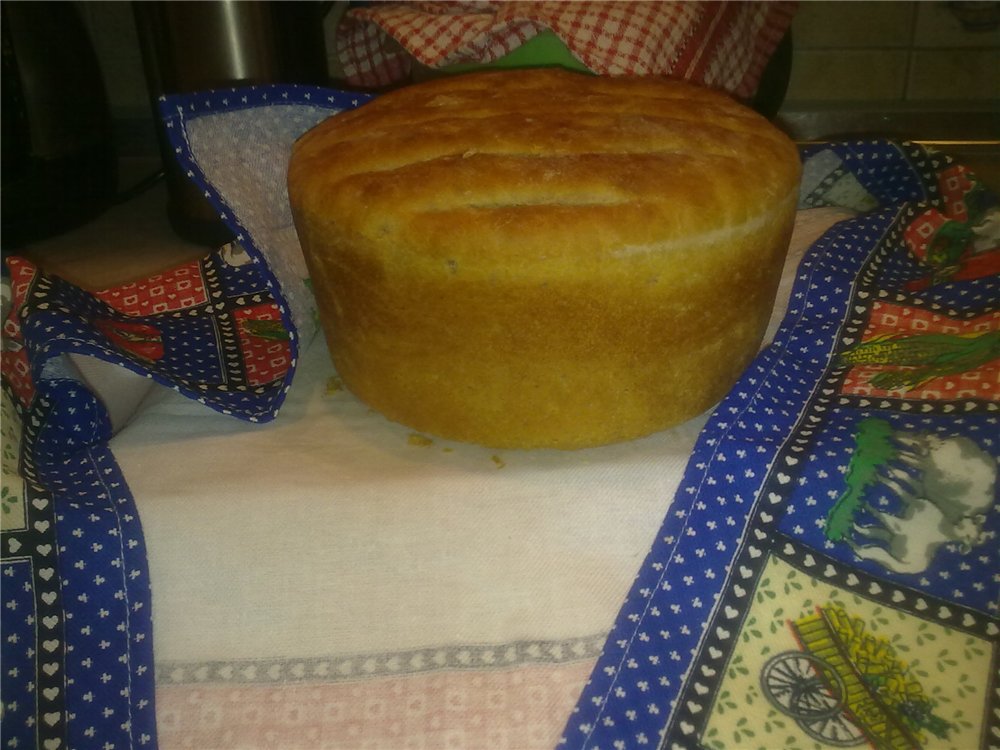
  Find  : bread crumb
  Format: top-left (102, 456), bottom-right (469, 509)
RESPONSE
top-left (491, 454), bottom-right (506, 469)
top-left (325, 376), bottom-right (344, 395)
top-left (408, 433), bottom-right (434, 447)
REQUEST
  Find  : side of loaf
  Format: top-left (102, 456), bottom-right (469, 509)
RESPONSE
top-left (288, 69), bottom-right (802, 449)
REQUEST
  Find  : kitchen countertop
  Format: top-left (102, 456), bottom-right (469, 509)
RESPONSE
top-left (14, 161), bottom-right (208, 291)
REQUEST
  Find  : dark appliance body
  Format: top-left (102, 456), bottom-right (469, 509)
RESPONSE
top-left (133, 1), bottom-right (329, 246)
top-left (1, 1), bottom-right (117, 249)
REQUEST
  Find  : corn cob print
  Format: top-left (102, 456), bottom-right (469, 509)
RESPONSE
top-left (815, 605), bottom-right (954, 745)
top-left (838, 331), bottom-right (1000, 391)
top-left (239, 318), bottom-right (291, 341)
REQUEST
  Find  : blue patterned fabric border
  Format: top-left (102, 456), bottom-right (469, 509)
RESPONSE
top-left (2, 370), bottom-right (156, 749)
top-left (3, 81), bottom-right (997, 750)
top-left (1, 84), bottom-right (370, 750)
top-left (157, 84), bottom-right (375, 355)
top-left (560, 141), bottom-right (999, 750)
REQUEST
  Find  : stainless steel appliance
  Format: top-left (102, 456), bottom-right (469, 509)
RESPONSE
top-left (133, 1), bottom-right (328, 245)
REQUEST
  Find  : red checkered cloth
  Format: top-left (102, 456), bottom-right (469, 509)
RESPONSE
top-left (335, 1), bottom-right (796, 98)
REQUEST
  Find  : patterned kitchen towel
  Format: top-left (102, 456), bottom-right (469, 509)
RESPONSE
top-left (0, 84), bottom-right (369, 750)
top-left (3, 81), bottom-right (998, 750)
top-left (561, 142), bottom-right (1000, 750)
top-left (335, 0), bottom-right (796, 96)
top-left (1, 285), bottom-right (157, 748)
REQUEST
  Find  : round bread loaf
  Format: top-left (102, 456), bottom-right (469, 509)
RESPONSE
top-left (288, 69), bottom-right (801, 449)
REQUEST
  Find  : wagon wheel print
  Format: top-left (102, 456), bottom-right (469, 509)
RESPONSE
top-left (798, 709), bottom-right (868, 747)
top-left (761, 652), bottom-right (845, 720)
top-left (761, 652), bottom-right (867, 746)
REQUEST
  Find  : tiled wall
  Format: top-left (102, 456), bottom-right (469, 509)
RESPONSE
top-left (784, 1), bottom-right (1000, 105)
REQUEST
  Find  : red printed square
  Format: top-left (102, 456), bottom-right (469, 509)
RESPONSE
top-left (96, 260), bottom-right (208, 316)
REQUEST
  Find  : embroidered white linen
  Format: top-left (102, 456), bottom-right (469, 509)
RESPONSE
top-left (107, 209), bottom-right (846, 672)
top-left (98, 84), bottom-right (850, 744)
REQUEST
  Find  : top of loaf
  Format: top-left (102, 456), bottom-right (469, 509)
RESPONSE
top-left (288, 68), bottom-right (801, 273)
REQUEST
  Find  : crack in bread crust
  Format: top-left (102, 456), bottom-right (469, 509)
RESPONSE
top-left (288, 69), bottom-right (802, 449)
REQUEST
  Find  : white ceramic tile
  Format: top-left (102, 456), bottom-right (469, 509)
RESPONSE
top-left (791, 1), bottom-right (916, 49)
top-left (907, 48), bottom-right (1000, 99)
top-left (786, 49), bottom-right (909, 101)
top-left (913, 2), bottom-right (1000, 48)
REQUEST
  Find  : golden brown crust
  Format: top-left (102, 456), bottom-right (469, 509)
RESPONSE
top-left (288, 69), bottom-right (801, 449)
